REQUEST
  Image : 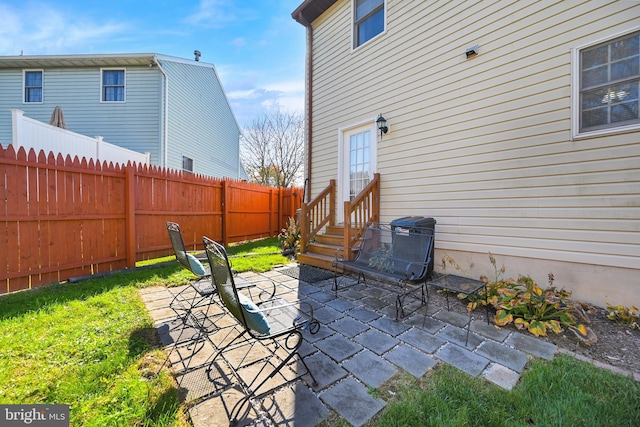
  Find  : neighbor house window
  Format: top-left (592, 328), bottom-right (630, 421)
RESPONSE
top-left (182, 156), bottom-right (194, 172)
top-left (354, 0), bottom-right (385, 48)
top-left (24, 70), bottom-right (43, 103)
top-left (101, 69), bottom-right (125, 102)
top-left (578, 30), bottom-right (639, 134)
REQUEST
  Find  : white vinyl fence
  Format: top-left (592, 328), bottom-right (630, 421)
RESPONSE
top-left (9, 109), bottom-right (150, 165)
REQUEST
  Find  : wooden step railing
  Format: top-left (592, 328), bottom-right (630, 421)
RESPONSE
top-left (299, 174), bottom-right (380, 261)
top-left (343, 173), bottom-right (380, 260)
top-left (300, 179), bottom-right (335, 253)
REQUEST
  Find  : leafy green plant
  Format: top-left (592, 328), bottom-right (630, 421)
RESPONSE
top-left (278, 217), bottom-right (301, 253)
top-left (461, 253), bottom-right (596, 343)
top-left (606, 303), bottom-right (639, 329)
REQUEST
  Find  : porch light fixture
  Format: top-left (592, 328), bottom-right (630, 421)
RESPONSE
top-left (376, 114), bottom-right (388, 138)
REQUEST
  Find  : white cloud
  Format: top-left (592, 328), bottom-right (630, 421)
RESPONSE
top-left (0, 3), bottom-right (128, 55)
top-left (184, 0), bottom-right (258, 29)
top-left (227, 80), bottom-right (304, 128)
top-left (230, 37), bottom-right (246, 48)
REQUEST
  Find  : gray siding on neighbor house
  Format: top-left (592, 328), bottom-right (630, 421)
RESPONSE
top-left (159, 58), bottom-right (241, 178)
top-left (0, 66), bottom-right (162, 163)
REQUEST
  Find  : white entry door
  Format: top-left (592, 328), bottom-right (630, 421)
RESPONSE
top-left (338, 121), bottom-right (377, 223)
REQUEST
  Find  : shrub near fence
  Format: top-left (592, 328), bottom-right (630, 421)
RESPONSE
top-left (0, 144), bottom-right (302, 294)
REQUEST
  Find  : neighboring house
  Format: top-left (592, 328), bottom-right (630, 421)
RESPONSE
top-left (292, 0), bottom-right (640, 308)
top-left (0, 53), bottom-right (247, 179)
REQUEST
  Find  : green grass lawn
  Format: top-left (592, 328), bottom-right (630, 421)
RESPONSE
top-left (0, 263), bottom-right (189, 426)
top-left (1, 237), bottom-right (638, 426)
top-left (368, 357), bottom-right (639, 427)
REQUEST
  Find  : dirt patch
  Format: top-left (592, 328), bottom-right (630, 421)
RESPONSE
top-left (535, 306), bottom-right (640, 374)
top-left (429, 290), bottom-right (640, 376)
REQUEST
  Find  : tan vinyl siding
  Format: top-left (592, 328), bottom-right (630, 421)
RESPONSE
top-left (308, 0), bottom-right (640, 305)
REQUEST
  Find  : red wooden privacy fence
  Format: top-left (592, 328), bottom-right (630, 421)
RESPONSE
top-left (0, 145), bottom-right (302, 295)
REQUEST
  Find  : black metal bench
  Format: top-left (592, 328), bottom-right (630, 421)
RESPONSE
top-left (333, 223), bottom-right (434, 319)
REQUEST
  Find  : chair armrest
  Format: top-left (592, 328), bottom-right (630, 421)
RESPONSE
top-left (334, 245), bottom-right (361, 263)
top-left (404, 260), bottom-right (430, 281)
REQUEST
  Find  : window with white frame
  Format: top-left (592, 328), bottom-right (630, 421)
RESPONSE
top-left (182, 156), bottom-right (194, 172)
top-left (24, 70), bottom-right (43, 103)
top-left (101, 69), bottom-right (125, 102)
top-left (354, 0), bottom-right (385, 48)
top-left (578, 30), bottom-right (639, 134)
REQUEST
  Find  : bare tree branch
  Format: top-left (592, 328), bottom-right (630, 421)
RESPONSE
top-left (240, 111), bottom-right (304, 187)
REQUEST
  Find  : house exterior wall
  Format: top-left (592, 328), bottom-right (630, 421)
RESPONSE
top-left (158, 59), bottom-right (242, 178)
top-left (0, 54), bottom-right (245, 179)
top-left (0, 66), bottom-right (162, 163)
top-left (305, 0), bottom-right (640, 307)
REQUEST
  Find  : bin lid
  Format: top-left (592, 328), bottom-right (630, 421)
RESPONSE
top-left (390, 216), bottom-right (436, 227)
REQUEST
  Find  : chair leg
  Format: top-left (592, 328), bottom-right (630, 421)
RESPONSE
top-left (227, 330), bottom-right (316, 425)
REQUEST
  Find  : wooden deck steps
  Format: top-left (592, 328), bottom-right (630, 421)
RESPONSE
top-left (297, 224), bottom-right (357, 272)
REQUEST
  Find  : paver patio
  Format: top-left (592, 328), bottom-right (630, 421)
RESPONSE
top-left (139, 264), bottom-right (561, 426)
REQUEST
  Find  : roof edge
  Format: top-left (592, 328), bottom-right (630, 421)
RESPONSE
top-left (292, 0), bottom-right (339, 25)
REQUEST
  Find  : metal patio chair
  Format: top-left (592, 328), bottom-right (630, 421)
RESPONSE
top-left (166, 222), bottom-right (252, 331)
top-left (202, 236), bottom-right (320, 424)
top-left (166, 221), bottom-right (217, 329)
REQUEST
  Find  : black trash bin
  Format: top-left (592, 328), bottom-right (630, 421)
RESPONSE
top-left (390, 216), bottom-right (437, 278)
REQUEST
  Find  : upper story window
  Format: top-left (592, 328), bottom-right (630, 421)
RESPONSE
top-left (24, 70), bottom-right (43, 103)
top-left (354, 0), bottom-right (385, 48)
top-left (577, 30), bottom-right (639, 136)
top-left (101, 69), bottom-right (125, 102)
top-left (182, 156), bottom-right (194, 173)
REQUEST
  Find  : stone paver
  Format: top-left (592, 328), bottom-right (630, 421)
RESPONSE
top-left (399, 328), bottom-right (447, 353)
top-left (353, 328), bottom-right (399, 355)
top-left (264, 383), bottom-right (331, 427)
top-left (435, 343), bottom-right (490, 376)
top-left (406, 314), bottom-right (446, 333)
top-left (370, 316), bottom-right (411, 336)
top-left (483, 363), bottom-right (521, 390)
top-left (325, 297), bottom-right (358, 312)
top-left (312, 306), bottom-right (343, 324)
top-left (506, 332), bottom-right (557, 360)
top-left (360, 296), bottom-right (390, 311)
top-left (308, 291), bottom-right (336, 304)
top-left (433, 309), bottom-right (470, 327)
top-left (343, 349), bottom-right (398, 388)
top-left (189, 385), bottom-right (259, 427)
top-left (470, 319), bottom-right (510, 341)
top-left (303, 351), bottom-right (348, 390)
top-left (315, 334), bottom-right (362, 362)
top-left (347, 307), bottom-right (380, 322)
top-left (139, 266), bottom-right (588, 427)
top-left (436, 324), bottom-right (483, 349)
top-left (385, 345), bottom-right (437, 378)
top-left (328, 316), bottom-right (369, 337)
top-left (321, 377), bottom-right (386, 427)
top-left (476, 340), bottom-right (529, 373)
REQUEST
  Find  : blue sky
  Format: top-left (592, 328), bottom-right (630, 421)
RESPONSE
top-left (0, 0), bottom-right (306, 127)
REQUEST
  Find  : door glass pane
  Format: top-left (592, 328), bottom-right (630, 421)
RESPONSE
top-left (349, 130), bottom-right (371, 200)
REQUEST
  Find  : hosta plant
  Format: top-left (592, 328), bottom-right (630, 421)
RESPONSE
top-left (461, 253), bottom-right (596, 343)
top-left (606, 303), bottom-right (639, 329)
